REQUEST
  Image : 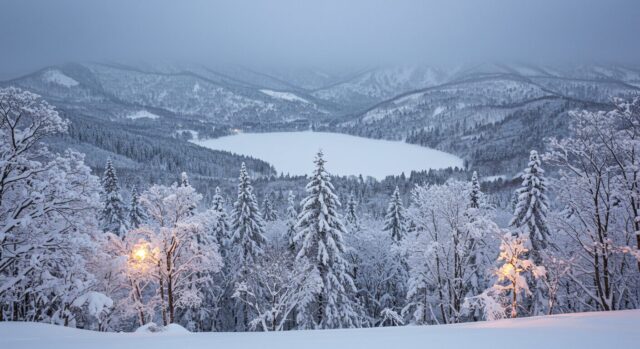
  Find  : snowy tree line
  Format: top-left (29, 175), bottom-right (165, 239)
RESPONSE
top-left (1, 86), bottom-right (639, 331)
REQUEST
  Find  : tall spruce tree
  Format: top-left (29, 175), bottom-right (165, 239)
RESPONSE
top-left (179, 172), bottom-right (197, 215)
top-left (128, 186), bottom-right (146, 229)
top-left (284, 191), bottom-right (298, 253)
top-left (180, 171), bottom-right (190, 187)
top-left (510, 150), bottom-right (550, 261)
top-left (469, 171), bottom-right (481, 209)
top-left (383, 186), bottom-right (407, 243)
top-left (231, 163), bottom-right (267, 265)
top-left (262, 195), bottom-right (278, 221)
top-left (211, 186), bottom-right (231, 249)
top-left (100, 159), bottom-right (128, 236)
top-left (230, 163), bottom-right (267, 331)
top-left (294, 151), bottom-right (361, 329)
top-left (344, 193), bottom-right (360, 231)
top-left (510, 150), bottom-right (551, 316)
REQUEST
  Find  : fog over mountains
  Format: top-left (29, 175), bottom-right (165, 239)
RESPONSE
top-left (3, 61), bottom-right (639, 181)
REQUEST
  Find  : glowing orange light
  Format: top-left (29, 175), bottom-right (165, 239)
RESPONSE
top-left (133, 246), bottom-right (148, 262)
top-left (500, 263), bottom-right (515, 278)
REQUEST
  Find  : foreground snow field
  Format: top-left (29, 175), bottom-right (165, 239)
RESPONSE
top-left (193, 131), bottom-right (463, 179)
top-left (1, 310), bottom-right (638, 349)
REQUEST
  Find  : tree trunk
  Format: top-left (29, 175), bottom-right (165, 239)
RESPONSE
top-left (167, 252), bottom-right (175, 324)
top-left (511, 280), bottom-right (518, 318)
top-left (159, 262), bottom-right (167, 326)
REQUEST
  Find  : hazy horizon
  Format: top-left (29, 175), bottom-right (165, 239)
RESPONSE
top-left (1, 0), bottom-right (640, 79)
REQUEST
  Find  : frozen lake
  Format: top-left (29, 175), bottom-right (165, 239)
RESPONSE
top-left (193, 131), bottom-right (463, 179)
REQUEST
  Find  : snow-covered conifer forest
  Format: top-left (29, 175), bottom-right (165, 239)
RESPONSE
top-left (2, 1), bottom-right (640, 348)
top-left (2, 84), bottom-right (640, 333)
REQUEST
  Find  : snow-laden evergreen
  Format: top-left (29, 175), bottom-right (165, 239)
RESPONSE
top-left (210, 186), bottom-right (231, 249)
top-left (231, 163), bottom-right (267, 266)
top-left (100, 159), bottom-right (128, 236)
top-left (510, 150), bottom-right (550, 258)
top-left (293, 151), bottom-right (361, 329)
top-left (262, 195), bottom-right (278, 221)
top-left (383, 186), bottom-right (406, 243)
top-left (509, 150), bottom-right (550, 316)
top-left (344, 193), bottom-right (360, 231)
top-left (128, 186), bottom-right (146, 229)
top-left (179, 172), bottom-right (197, 216)
top-left (469, 171), bottom-right (481, 209)
top-left (230, 163), bottom-right (267, 331)
top-left (284, 191), bottom-right (298, 253)
top-left (180, 171), bottom-right (190, 187)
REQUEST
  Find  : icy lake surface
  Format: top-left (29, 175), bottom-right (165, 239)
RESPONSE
top-left (193, 132), bottom-right (463, 179)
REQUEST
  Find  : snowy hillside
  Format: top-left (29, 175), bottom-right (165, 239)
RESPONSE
top-left (2, 63), bottom-right (331, 124)
top-left (312, 66), bottom-right (447, 107)
top-left (1, 310), bottom-right (637, 349)
top-left (3, 62), bottom-right (640, 178)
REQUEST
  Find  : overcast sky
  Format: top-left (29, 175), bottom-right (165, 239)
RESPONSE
top-left (1, 0), bottom-right (639, 79)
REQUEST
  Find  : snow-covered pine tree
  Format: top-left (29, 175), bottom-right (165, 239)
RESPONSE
top-left (100, 159), bottom-right (128, 237)
top-left (294, 151), bottom-right (361, 329)
top-left (510, 150), bottom-right (550, 316)
top-left (510, 150), bottom-right (550, 261)
top-left (383, 186), bottom-right (407, 243)
top-left (344, 193), bottom-right (359, 230)
top-left (179, 172), bottom-right (197, 215)
top-left (211, 186), bottom-right (231, 249)
top-left (230, 163), bottom-right (267, 331)
top-left (284, 191), bottom-right (298, 253)
top-left (180, 171), bottom-right (190, 187)
top-left (128, 186), bottom-right (146, 229)
top-left (262, 195), bottom-right (278, 221)
top-left (469, 171), bottom-right (481, 209)
top-left (231, 163), bottom-right (267, 265)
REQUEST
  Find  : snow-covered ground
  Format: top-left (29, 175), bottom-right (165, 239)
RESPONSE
top-left (42, 70), bottom-right (79, 87)
top-left (260, 89), bottom-right (310, 103)
top-left (1, 310), bottom-right (637, 349)
top-left (193, 131), bottom-right (463, 179)
top-left (125, 110), bottom-right (160, 120)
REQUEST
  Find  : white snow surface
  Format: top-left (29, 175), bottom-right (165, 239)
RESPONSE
top-left (193, 131), bottom-right (463, 179)
top-left (42, 70), bottom-right (79, 87)
top-left (135, 323), bottom-right (189, 334)
top-left (260, 89), bottom-right (310, 103)
top-left (126, 110), bottom-right (160, 120)
top-left (432, 106), bottom-right (445, 117)
top-left (1, 310), bottom-right (637, 349)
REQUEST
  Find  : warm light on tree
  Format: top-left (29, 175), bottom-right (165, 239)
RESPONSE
top-left (494, 233), bottom-right (545, 318)
top-left (130, 242), bottom-right (153, 266)
top-left (133, 246), bottom-right (147, 262)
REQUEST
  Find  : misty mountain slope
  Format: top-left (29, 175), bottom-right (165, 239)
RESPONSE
top-left (83, 63), bottom-right (331, 122)
top-left (329, 66), bottom-right (639, 175)
top-left (311, 66), bottom-right (448, 109)
top-left (258, 66), bottom-right (343, 90)
top-left (343, 67), bottom-right (640, 133)
top-left (4, 62), bottom-right (640, 180)
top-left (362, 76), bottom-right (549, 124)
top-left (2, 62), bottom-right (335, 124)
